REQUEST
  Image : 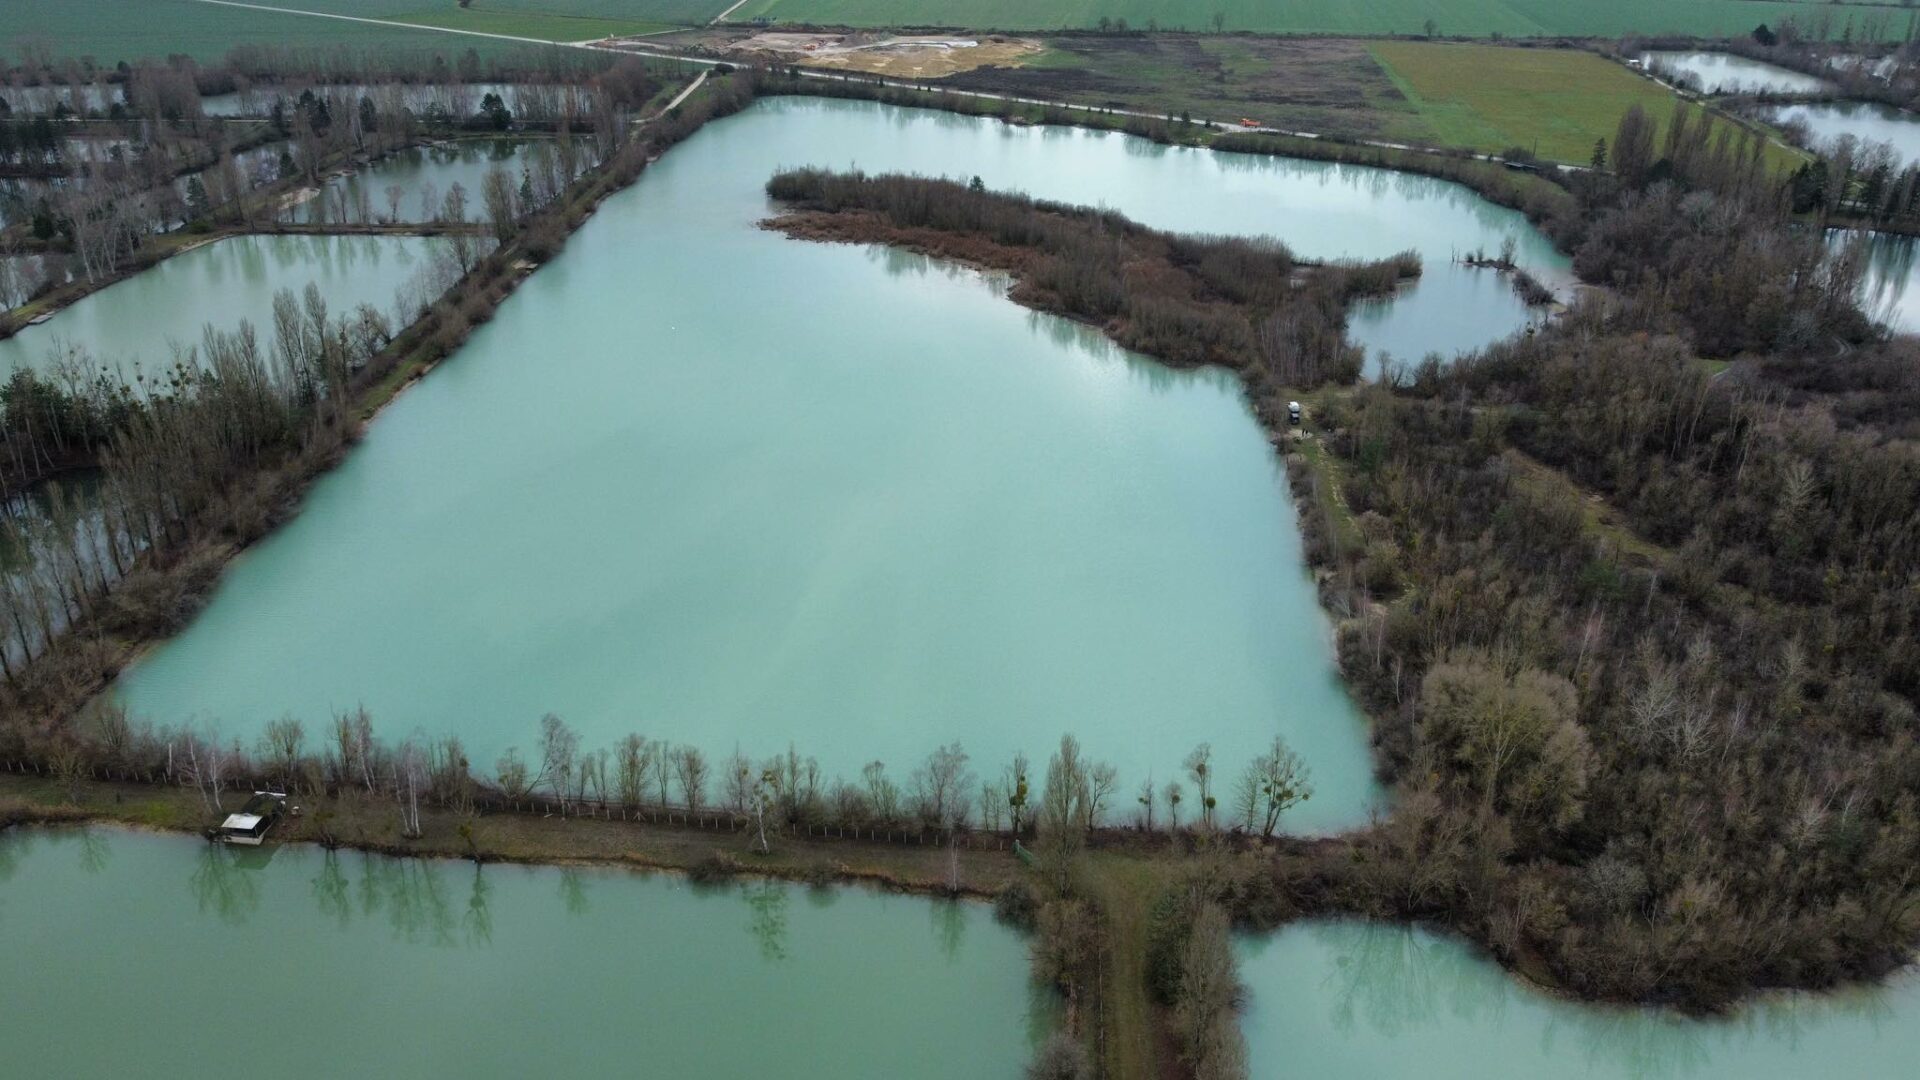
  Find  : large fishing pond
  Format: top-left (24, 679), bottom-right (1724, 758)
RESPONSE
top-left (0, 826), bottom-right (1044, 1078)
top-left (106, 97), bottom-right (1583, 834)
top-left (0, 234), bottom-right (442, 378)
top-left (1240, 920), bottom-right (1920, 1078)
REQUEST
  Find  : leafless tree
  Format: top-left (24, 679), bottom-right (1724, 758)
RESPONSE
top-left (535, 712), bottom-right (578, 811)
top-left (911, 742), bottom-right (973, 831)
top-left (481, 164), bottom-right (517, 242)
top-left (671, 744), bottom-right (708, 812)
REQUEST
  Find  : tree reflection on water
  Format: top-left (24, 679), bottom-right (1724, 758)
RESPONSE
top-left (744, 880), bottom-right (790, 963)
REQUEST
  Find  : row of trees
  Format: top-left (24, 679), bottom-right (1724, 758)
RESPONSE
top-left (11, 692), bottom-right (1315, 844)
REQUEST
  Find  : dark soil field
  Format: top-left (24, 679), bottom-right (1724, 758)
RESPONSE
top-left (945, 35), bottom-right (1427, 142)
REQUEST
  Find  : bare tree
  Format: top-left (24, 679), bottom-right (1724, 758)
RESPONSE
top-left (615, 733), bottom-right (652, 809)
top-left (862, 760), bottom-right (900, 824)
top-left (1004, 751), bottom-right (1031, 835)
top-left (481, 164), bottom-right (517, 242)
top-left (723, 747), bottom-right (753, 814)
top-left (396, 738), bottom-right (426, 837)
top-left (535, 712), bottom-right (579, 811)
top-left (495, 747), bottom-right (531, 799)
top-left (259, 715), bottom-right (304, 789)
top-left (911, 742), bottom-right (973, 831)
top-left (1085, 761), bottom-right (1118, 831)
top-left (1236, 735), bottom-right (1313, 839)
top-left (1184, 744), bottom-right (1216, 830)
top-left (671, 744), bottom-right (708, 812)
top-left (440, 180), bottom-right (467, 225)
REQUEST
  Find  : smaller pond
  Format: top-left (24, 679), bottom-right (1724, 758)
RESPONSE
top-left (1771, 100), bottom-right (1920, 164)
top-left (1240, 920), bottom-right (1920, 1079)
top-left (0, 82), bottom-right (116, 116)
top-left (0, 234), bottom-right (447, 379)
top-left (1642, 52), bottom-right (1832, 95)
top-left (0, 826), bottom-right (1049, 1078)
top-left (1827, 54), bottom-right (1900, 83)
top-left (300, 137), bottom-right (597, 225)
top-left (1834, 227), bottom-right (1920, 334)
top-left (203, 82), bottom-right (594, 124)
top-left (0, 251), bottom-right (69, 311)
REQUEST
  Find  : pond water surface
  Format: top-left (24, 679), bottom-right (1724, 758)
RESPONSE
top-left (112, 98), bottom-right (1574, 833)
top-left (0, 234), bottom-right (443, 378)
top-left (0, 826), bottom-right (1044, 1078)
top-left (1642, 52), bottom-right (1832, 95)
top-left (304, 137), bottom-right (596, 224)
top-left (1240, 920), bottom-right (1920, 1079)
top-left (203, 82), bottom-right (589, 120)
top-left (1772, 100), bottom-right (1920, 163)
top-left (1837, 227), bottom-right (1920, 334)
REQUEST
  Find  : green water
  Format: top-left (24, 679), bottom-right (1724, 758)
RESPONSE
top-left (0, 826), bottom-right (1044, 1077)
top-left (0, 234), bottom-right (441, 378)
top-left (304, 138), bottom-right (594, 224)
top-left (114, 97), bottom-right (1572, 832)
top-left (1240, 920), bottom-right (1919, 1079)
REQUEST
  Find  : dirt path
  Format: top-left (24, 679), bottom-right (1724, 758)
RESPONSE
top-left (655, 68), bottom-right (710, 117)
top-left (711, 0), bottom-right (755, 25)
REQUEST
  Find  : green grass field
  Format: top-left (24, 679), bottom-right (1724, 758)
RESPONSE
top-left (9, 0), bottom-right (434, 64)
top-left (389, 9), bottom-right (682, 42)
top-left (1370, 41), bottom-right (1808, 167)
top-left (729, 0), bottom-right (1913, 40)
top-left (10, 0), bottom-right (730, 64)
